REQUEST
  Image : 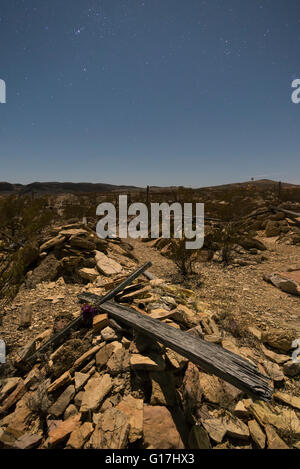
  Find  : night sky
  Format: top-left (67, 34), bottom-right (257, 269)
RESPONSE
top-left (0, 0), bottom-right (299, 187)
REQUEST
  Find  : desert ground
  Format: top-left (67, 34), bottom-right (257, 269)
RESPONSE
top-left (0, 182), bottom-right (299, 449)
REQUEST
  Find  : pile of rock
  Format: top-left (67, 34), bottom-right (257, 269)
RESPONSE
top-left (146, 234), bottom-right (268, 268)
top-left (244, 206), bottom-right (300, 246)
top-left (1, 272), bottom-right (299, 450)
top-left (26, 223), bottom-right (137, 287)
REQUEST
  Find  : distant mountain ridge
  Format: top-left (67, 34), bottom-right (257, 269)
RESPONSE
top-left (0, 179), bottom-right (299, 195)
top-left (0, 181), bottom-right (142, 195)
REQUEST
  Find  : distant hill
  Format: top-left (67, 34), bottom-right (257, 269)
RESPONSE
top-left (0, 179), bottom-right (299, 196)
top-left (0, 181), bottom-right (142, 195)
top-left (200, 179), bottom-right (300, 191)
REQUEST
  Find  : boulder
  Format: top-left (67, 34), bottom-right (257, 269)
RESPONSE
top-left (283, 360), bottom-right (300, 377)
top-left (262, 328), bottom-right (296, 352)
top-left (29, 254), bottom-right (60, 285)
top-left (143, 405), bottom-right (184, 449)
top-left (265, 221), bottom-right (281, 237)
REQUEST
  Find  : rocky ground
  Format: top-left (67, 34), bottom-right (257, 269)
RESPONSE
top-left (0, 221), bottom-right (300, 450)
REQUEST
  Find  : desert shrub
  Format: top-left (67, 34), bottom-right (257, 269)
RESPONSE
top-left (211, 221), bottom-right (243, 264)
top-left (0, 195), bottom-right (54, 246)
top-left (26, 380), bottom-right (52, 435)
top-left (170, 238), bottom-right (196, 277)
top-left (0, 196), bottom-right (54, 299)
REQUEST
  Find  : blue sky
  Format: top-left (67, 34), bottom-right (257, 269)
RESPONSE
top-left (0, 0), bottom-right (299, 187)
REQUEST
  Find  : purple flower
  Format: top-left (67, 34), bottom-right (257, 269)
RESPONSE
top-left (81, 303), bottom-right (97, 323)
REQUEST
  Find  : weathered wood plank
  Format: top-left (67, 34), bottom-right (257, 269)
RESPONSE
top-left (99, 300), bottom-right (273, 401)
top-left (24, 262), bottom-right (152, 365)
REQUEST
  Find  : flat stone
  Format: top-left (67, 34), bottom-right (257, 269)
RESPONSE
top-left (265, 424), bottom-right (289, 449)
top-left (233, 401), bottom-right (250, 419)
top-left (116, 395), bottom-right (143, 443)
top-left (80, 374), bottom-right (113, 413)
top-left (273, 392), bottom-right (300, 411)
top-left (63, 404), bottom-right (78, 420)
top-left (107, 347), bottom-right (130, 376)
top-left (49, 385), bottom-right (75, 418)
top-left (95, 251), bottom-right (123, 276)
top-left (0, 381), bottom-right (26, 414)
top-left (74, 372), bottom-right (90, 392)
top-left (101, 326), bottom-right (118, 342)
top-left (2, 397), bottom-right (41, 439)
top-left (0, 378), bottom-right (21, 403)
top-left (199, 373), bottom-right (225, 405)
top-left (93, 313), bottom-right (109, 333)
top-left (262, 360), bottom-right (285, 384)
top-left (130, 353), bottom-right (165, 371)
top-left (250, 401), bottom-right (300, 438)
top-left (48, 415), bottom-right (81, 447)
top-left (202, 418), bottom-right (227, 443)
top-left (0, 428), bottom-right (17, 448)
top-left (78, 268), bottom-right (99, 282)
top-left (149, 308), bottom-right (177, 321)
top-left (86, 408), bottom-right (129, 449)
top-left (173, 304), bottom-right (198, 327)
top-left (59, 228), bottom-right (88, 237)
top-left (67, 422), bottom-right (94, 449)
top-left (39, 235), bottom-right (66, 252)
top-left (182, 362), bottom-right (202, 415)
top-left (261, 344), bottom-right (290, 364)
top-left (47, 371), bottom-right (72, 393)
top-left (248, 420), bottom-right (266, 449)
top-left (95, 341), bottom-right (121, 368)
top-left (222, 415), bottom-right (250, 440)
top-left (248, 326), bottom-right (262, 341)
top-left (14, 433), bottom-right (43, 449)
top-left (165, 348), bottom-right (188, 369)
top-left (73, 345), bottom-right (101, 369)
